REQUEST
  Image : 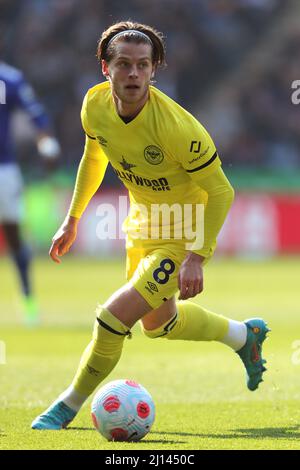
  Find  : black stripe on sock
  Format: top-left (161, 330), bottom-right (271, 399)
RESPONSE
top-left (164, 312), bottom-right (178, 331)
top-left (155, 313), bottom-right (178, 338)
top-left (97, 318), bottom-right (131, 337)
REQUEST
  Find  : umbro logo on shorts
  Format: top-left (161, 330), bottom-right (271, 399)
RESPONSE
top-left (147, 281), bottom-right (158, 292)
top-left (145, 281), bottom-right (159, 295)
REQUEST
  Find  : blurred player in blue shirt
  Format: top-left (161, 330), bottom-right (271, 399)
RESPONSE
top-left (0, 60), bottom-right (60, 324)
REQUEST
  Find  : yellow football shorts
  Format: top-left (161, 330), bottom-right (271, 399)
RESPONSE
top-left (126, 242), bottom-right (187, 309)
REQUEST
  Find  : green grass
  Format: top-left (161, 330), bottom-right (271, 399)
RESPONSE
top-left (1, 255), bottom-right (300, 450)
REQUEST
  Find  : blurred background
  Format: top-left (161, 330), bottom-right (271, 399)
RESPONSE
top-left (0, 0), bottom-right (300, 325)
top-left (1, 2), bottom-right (300, 450)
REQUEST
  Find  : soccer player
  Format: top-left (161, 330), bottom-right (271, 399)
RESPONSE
top-left (0, 60), bottom-right (60, 324)
top-left (31, 21), bottom-right (269, 430)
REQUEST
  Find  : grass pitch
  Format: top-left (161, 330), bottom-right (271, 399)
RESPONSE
top-left (0, 255), bottom-right (300, 450)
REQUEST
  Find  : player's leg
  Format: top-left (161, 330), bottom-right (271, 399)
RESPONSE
top-left (31, 246), bottom-right (268, 430)
top-left (140, 297), bottom-right (177, 331)
top-left (126, 246), bottom-right (269, 390)
top-left (31, 246), bottom-right (180, 430)
top-left (141, 302), bottom-right (269, 393)
top-left (3, 222), bottom-right (30, 295)
top-left (2, 223), bottom-right (38, 325)
top-left (132, 246), bottom-right (231, 342)
top-left (31, 281), bottom-right (154, 430)
top-left (0, 163), bottom-right (38, 325)
top-left (136, 247), bottom-right (269, 392)
top-left (64, 252), bottom-right (179, 406)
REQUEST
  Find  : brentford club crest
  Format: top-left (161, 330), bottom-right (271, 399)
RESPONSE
top-left (144, 145), bottom-right (164, 165)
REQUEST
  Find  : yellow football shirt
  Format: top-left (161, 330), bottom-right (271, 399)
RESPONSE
top-left (69, 81), bottom-right (228, 257)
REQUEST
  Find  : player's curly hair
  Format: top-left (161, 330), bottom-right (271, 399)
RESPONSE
top-left (97, 21), bottom-right (166, 68)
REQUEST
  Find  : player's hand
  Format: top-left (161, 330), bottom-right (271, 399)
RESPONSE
top-left (177, 252), bottom-right (205, 300)
top-left (49, 216), bottom-right (78, 263)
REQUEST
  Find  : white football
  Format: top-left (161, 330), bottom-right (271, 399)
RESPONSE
top-left (91, 379), bottom-right (155, 441)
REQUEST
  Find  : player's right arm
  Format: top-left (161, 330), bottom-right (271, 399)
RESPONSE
top-left (49, 135), bottom-right (108, 263)
top-left (49, 93), bottom-right (109, 263)
top-left (49, 214), bottom-right (79, 264)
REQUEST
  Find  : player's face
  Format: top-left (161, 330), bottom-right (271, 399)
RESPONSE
top-left (102, 42), bottom-right (154, 105)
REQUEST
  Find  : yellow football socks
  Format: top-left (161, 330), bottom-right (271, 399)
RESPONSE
top-left (72, 301), bottom-right (229, 398)
top-left (142, 300), bottom-right (229, 342)
top-left (72, 306), bottom-right (131, 396)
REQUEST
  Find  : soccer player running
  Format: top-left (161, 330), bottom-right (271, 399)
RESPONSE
top-left (32, 21), bottom-right (269, 430)
top-left (0, 58), bottom-right (60, 325)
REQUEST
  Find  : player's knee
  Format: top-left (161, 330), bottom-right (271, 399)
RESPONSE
top-left (93, 305), bottom-right (132, 342)
top-left (141, 324), bottom-right (164, 339)
top-left (140, 313), bottom-right (178, 339)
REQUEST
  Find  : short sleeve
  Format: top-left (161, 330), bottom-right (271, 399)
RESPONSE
top-left (174, 116), bottom-right (221, 182)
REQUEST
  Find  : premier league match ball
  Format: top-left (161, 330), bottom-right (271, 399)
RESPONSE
top-left (91, 379), bottom-right (155, 441)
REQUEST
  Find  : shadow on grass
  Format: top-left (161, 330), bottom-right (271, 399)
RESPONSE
top-left (136, 440), bottom-right (184, 444)
top-left (67, 427), bottom-right (94, 431)
top-left (67, 427), bottom-right (184, 444)
top-left (154, 426), bottom-right (300, 440)
top-left (67, 426), bottom-right (300, 441)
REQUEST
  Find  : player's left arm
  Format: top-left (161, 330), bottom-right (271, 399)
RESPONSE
top-left (175, 118), bottom-right (234, 299)
top-left (178, 166), bottom-right (234, 299)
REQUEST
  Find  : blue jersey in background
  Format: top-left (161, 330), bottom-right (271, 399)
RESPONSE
top-left (0, 61), bottom-right (49, 164)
